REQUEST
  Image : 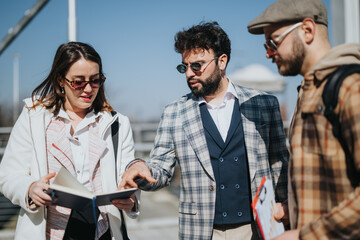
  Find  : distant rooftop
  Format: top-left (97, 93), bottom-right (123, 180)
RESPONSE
top-left (229, 64), bottom-right (286, 93)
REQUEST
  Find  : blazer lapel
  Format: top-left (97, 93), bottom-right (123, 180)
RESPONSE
top-left (182, 97), bottom-right (215, 181)
top-left (47, 119), bottom-right (76, 175)
top-left (88, 124), bottom-right (107, 179)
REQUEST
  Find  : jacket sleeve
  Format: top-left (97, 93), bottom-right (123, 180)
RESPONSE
top-left (0, 106), bottom-right (38, 211)
top-left (118, 114), bottom-right (136, 182)
top-left (267, 96), bottom-right (289, 203)
top-left (300, 74), bottom-right (360, 239)
top-left (137, 104), bottom-right (177, 191)
top-left (116, 114), bottom-right (140, 218)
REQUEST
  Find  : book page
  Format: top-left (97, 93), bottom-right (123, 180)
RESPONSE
top-left (51, 167), bottom-right (92, 198)
top-left (252, 177), bottom-right (284, 240)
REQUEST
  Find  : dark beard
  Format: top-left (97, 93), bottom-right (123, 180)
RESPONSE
top-left (278, 35), bottom-right (305, 76)
top-left (187, 66), bottom-right (222, 98)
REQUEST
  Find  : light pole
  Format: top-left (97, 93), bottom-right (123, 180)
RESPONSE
top-left (68, 0), bottom-right (77, 42)
top-left (13, 54), bottom-right (20, 123)
top-left (344, 0), bottom-right (360, 43)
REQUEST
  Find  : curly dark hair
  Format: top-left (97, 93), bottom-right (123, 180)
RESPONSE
top-left (174, 21), bottom-right (231, 67)
top-left (31, 42), bottom-right (112, 115)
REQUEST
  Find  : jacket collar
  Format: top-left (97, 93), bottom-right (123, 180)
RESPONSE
top-left (181, 97), bottom-right (215, 181)
top-left (23, 98), bottom-right (117, 176)
top-left (306, 43), bottom-right (360, 83)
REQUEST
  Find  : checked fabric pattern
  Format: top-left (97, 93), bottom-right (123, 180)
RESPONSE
top-left (139, 83), bottom-right (289, 240)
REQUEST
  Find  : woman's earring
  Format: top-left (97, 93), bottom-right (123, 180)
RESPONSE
top-left (61, 87), bottom-right (65, 94)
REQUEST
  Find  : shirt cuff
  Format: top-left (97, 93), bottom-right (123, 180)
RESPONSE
top-left (26, 193), bottom-right (38, 210)
top-left (126, 158), bottom-right (146, 170)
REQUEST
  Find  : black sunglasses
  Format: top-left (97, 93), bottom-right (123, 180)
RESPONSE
top-left (64, 75), bottom-right (106, 90)
top-left (176, 57), bottom-right (218, 74)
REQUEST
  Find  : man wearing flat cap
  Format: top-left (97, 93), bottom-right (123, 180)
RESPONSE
top-left (248, 0), bottom-right (360, 239)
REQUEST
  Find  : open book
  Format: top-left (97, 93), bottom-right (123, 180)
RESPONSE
top-left (251, 176), bottom-right (284, 240)
top-left (46, 167), bottom-right (137, 211)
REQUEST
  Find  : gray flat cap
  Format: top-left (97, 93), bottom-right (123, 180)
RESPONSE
top-left (248, 0), bottom-right (328, 34)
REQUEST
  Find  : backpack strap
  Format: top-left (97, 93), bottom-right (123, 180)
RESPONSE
top-left (110, 111), bottom-right (130, 240)
top-left (111, 111), bottom-right (119, 166)
top-left (322, 64), bottom-right (360, 188)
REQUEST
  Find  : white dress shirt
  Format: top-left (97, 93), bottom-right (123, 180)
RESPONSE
top-left (198, 81), bottom-right (238, 142)
top-left (57, 108), bottom-right (103, 190)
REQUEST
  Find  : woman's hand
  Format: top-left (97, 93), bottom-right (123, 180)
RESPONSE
top-left (111, 193), bottom-right (136, 211)
top-left (28, 172), bottom-right (56, 207)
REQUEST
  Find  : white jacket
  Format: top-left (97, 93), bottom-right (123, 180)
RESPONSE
top-left (0, 98), bottom-right (139, 240)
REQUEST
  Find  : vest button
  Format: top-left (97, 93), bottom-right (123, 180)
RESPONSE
top-left (220, 184), bottom-right (225, 190)
top-left (210, 185), bottom-right (215, 191)
top-left (222, 212), bottom-right (227, 217)
top-left (237, 211), bottom-right (243, 217)
top-left (235, 184), bottom-right (240, 189)
top-left (234, 156), bottom-right (238, 162)
top-left (317, 105), bottom-right (324, 112)
top-left (219, 157), bottom-right (224, 162)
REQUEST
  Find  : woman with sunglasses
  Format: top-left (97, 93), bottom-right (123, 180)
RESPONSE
top-left (0, 42), bottom-right (138, 240)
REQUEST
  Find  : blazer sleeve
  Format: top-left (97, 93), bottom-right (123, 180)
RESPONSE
top-left (118, 114), bottom-right (136, 181)
top-left (267, 96), bottom-right (289, 203)
top-left (116, 114), bottom-right (140, 218)
top-left (138, 104), bottom-right (177, 191)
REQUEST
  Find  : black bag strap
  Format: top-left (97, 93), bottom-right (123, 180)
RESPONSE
top-left (111, 111), bottom-right (119, 177)
top-left (110, 111), bottom-right (130, 240)
top-left (322, 64), bottom-right (360, 188)
top-left (119, 210), bottom-right (129, 240)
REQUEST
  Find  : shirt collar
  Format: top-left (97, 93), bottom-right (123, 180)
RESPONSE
top-left (197, 80), bottom-right (238, 105)
top-left (56, 107), bottom-right (103, 132)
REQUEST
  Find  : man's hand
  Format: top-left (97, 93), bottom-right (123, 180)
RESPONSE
top-left (111, 193), bottom-right (135, 211)
top-left (274, 202), bottom-right (289, 226)
top-left (271, 229), bottom-right (300, 240)
top-left (28, 172), bottom-right (56, 207)
top-left (118, 161), bottom-right (156, 189)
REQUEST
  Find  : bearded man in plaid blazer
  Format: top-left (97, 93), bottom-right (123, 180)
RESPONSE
top-left (120, 22), bottom-right (289, 240)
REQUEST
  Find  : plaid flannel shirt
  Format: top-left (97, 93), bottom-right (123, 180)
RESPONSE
top-left (289, 44), bottom-right (360, 240)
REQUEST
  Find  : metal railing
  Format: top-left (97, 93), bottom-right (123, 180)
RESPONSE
top-left (0, 123), bottom-right (157, 159)
top-left (0, 127), bottom-right (16, 230)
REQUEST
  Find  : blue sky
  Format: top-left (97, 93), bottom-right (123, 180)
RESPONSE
top-left (0, 0), bottom-right (331, 122)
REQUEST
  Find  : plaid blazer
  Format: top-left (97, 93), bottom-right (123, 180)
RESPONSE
top-left (140, 83), bottom-right (289, 240)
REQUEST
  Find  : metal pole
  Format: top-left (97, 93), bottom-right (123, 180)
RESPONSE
top-left (344, 0), bottom-right (360, 43)
top-left (0, 0), bottom-right (49, 55)
top-left (13, 54), bottom-right (20, 123)
top-left (68, 0), bottom-right (77, 42)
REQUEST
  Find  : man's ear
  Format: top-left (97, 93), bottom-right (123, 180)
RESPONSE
top-left (218, 54), bottom-right (228, 71)
top-left (301, 18), bottom-right (316, 44)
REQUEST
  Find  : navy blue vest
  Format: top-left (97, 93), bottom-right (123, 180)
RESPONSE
top-left (200, 99), bottom-right (252, 225)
